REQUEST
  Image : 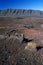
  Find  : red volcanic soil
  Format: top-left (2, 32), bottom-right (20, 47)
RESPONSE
top-left (23, 29), bottom-right (43, 36)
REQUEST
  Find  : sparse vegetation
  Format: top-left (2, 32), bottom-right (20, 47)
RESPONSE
top-left (0, 15), bottom-right (43, 65)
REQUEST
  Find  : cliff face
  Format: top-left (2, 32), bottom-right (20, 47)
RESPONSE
top-left (0, 9), bottom-right (43, 17)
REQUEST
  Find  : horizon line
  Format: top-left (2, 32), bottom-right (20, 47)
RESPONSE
top-left (0, 8), bottom-right (43, 11)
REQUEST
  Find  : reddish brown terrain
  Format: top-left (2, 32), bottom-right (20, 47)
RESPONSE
top-left (0, 16), bottom-right (43, 65)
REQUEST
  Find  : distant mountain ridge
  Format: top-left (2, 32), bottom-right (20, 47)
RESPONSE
top-left (0, 9), bottom-right (43, 17)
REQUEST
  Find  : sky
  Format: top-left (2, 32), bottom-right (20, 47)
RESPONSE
top-left (0, 0), bottom-right (43, 10)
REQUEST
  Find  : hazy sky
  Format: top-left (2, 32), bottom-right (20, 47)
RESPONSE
top-left (0, 0), bottom-right (43, 10)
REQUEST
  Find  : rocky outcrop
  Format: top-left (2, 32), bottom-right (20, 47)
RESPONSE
top-left (0, 9), bottom-right (43, 17)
